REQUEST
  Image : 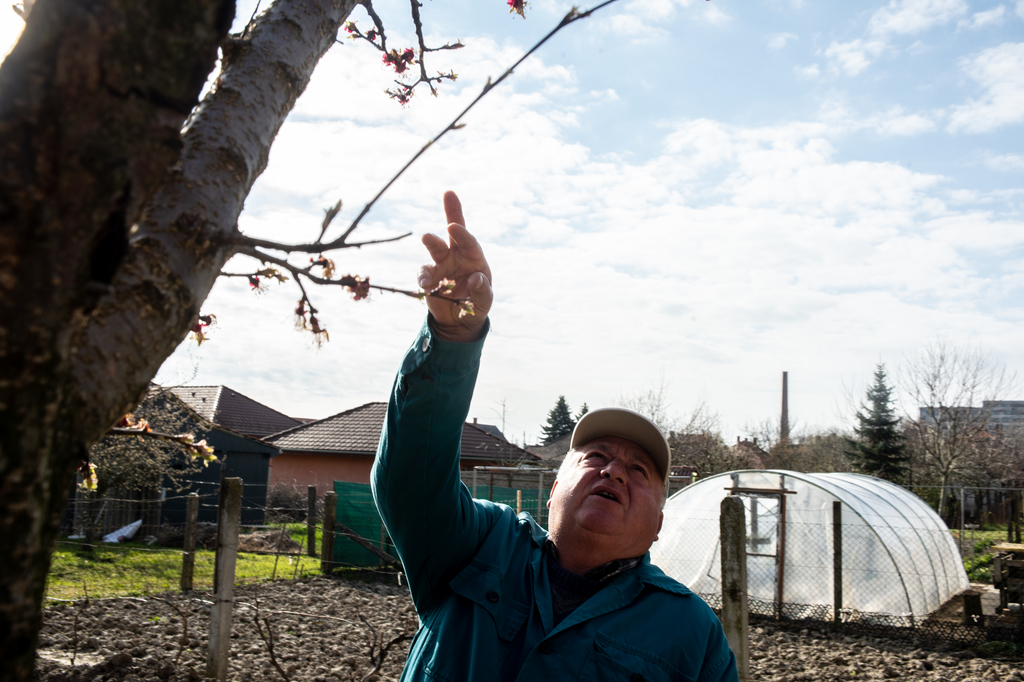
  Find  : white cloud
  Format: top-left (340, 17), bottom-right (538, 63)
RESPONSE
top-left (825, 39), bottom-right (886, 76)
top-left (958, 5), bottom-right (1006, 29)
top-left (1018, 0), bottom-right (1024, 19)
top-left (869, 107), bottom-right (937, 135)
top-left (948, 42), bottom-right (1024, 133)
top-left (768, 32), bottom-right (799, 50)
top-left (794, 63), bottom-right (821, 79)
top-left (985, 153), bottom-right (1024, 170)
top-left (868, 0), bottom-right (968, 36)
top-left (702, 4), bottom-right (733, 25)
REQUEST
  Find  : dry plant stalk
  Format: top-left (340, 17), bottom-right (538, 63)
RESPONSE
top-left (357, 613), bottom-right (414, 682)
top-left (252, 588), bottom-right (291, 682)
top-left (150, 597), bottom-right (189, 665)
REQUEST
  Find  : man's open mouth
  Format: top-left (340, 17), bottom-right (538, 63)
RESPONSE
top-left (593, 490), bottom-right (620, 503)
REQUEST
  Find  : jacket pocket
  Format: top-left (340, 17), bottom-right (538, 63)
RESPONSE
top-left (448, 558), bottom-right (530, 641)
top-left (576, 632), bottom-right (692, 682)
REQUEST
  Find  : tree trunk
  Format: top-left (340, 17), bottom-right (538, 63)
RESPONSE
top-left (0, 0), bottom-right (355, 678)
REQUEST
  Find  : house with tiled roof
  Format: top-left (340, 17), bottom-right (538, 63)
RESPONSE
top-left (266, 402), bottom-right (538, 488)
top-left (526, 432), bottom-right (573, 466)
top-left (170, 385), bottom-right (301, 437)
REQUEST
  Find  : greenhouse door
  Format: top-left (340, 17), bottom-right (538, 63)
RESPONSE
top-left (742, 493), bottom-right (786, 619)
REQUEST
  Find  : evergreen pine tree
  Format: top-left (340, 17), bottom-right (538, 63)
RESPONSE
top-left (845, 364), bottom-right (909, 481)
top-left (575, 403), bottom-right (589, 421)
top-left (541, 396), bottom-right (575, 444)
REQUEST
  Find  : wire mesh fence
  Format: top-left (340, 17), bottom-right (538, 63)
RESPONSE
top-left (46, 482), bottom-right (330, 602)
top-left (47, 475), bottom-right (1024, 650)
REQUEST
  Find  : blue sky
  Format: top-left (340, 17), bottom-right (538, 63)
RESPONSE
top-left (4, 0), bottom-right (1024, 445)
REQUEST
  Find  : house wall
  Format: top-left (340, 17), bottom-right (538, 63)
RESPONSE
top-left (270, 452), bottom-right (374, 488)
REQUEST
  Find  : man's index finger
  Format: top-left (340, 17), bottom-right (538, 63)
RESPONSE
top-left (443, 190), bottom-right (466, 229)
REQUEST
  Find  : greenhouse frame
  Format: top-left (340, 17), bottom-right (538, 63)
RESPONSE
top-left (650, 470), bottom-right (969, 624)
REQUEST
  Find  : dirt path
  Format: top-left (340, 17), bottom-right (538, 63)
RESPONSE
top-left (34, 576), bottom-right (1023, 681)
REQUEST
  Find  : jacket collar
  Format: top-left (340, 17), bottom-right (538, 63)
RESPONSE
top-left (523, 514), bottom-right (692, 597)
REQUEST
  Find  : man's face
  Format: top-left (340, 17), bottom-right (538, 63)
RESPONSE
top-left (547, 436), bottom-right (664, 565)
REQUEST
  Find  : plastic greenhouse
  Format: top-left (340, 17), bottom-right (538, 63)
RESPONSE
top-left (650, 470), bottom-right (968, 623)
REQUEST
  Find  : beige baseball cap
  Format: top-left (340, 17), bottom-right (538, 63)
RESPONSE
top-left (570, 408), bottom-right (671, 488)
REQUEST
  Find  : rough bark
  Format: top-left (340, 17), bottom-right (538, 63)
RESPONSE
top-left (0, 0), bottom-right (355, 678)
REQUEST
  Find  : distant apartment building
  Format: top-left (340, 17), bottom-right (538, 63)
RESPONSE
top-left (918, 400), bottom-right (1024, 433)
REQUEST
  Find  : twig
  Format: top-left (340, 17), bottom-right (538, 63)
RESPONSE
top-left (357, 613), bottom-right (413, 682)
top-left (360, 0), bottom-right (388, 53)
top-left (235, 602), bottom-right (359, 626)
top-left (252, 587), bottom-right (291, 682)
top-left (233, 245), bottom-right (469, 304)
top-left (223, 0), bottom-right (623, 255)
top-left (335, 521), bottom-right (400, 566)
top-left (150, 597), bottom-right (189, 665)
top-left (70, 584), bottom-right (89, 667)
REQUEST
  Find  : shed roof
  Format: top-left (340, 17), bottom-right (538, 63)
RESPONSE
top-left (170, 386), bottom-right (301, 438)
top-left (267, 401), bottom-right (537, 464)
top-left (526, 432), bottom-right (572, 462)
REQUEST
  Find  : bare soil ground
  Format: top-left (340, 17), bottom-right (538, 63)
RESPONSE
top-left (34, 576), bottom-right (1023, 682)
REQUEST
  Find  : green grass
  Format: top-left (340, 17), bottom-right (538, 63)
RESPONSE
top-left (46, 535), bottom-right (323, 600)
top-left (950, 525), bottom-right (1017, 583)
top-left (975, 640), bottom-right (1024, 659)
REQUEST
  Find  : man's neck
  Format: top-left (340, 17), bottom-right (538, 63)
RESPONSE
top-left (546, 538), bottom-right (641, 577)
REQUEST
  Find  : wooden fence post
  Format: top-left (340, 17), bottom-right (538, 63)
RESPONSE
top-left (720, 496), bottom-right (749, 682)
top-left (321, 490), bottom-right (336, 574)
top-left (833, 500), bottom-right (842, 624)
top-left (307, 486), bottom-right (317, 557)
top-left (180, 493), bottom-right (199, 592)
top-left (206, 478), bottom-right (242, 681)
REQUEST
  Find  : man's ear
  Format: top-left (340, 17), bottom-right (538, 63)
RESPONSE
top-left (547, 480), bottom-right (558, 509)
top-left (653, 511), bottom-right (664, 542)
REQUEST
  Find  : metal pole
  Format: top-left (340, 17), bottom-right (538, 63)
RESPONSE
top-left (775, 476), bottom-right (789, 621)
top-left (833, 501), bottom-right (842, 624)
top-left (960, 487), bottom-right (966, 557)
top-left (307, 486), bottom-right (317, 557)
top-left (472, 468), bottom-right (478, 499)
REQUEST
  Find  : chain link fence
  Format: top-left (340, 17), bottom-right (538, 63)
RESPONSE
top-left (46, 483), bottom-right (330, 601)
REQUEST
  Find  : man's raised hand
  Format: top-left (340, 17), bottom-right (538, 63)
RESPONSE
top-left (418, 191), bottom-right (493, 343)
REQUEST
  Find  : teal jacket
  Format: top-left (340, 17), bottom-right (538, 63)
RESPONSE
top-left (372, 319), bottom-right (737, 682)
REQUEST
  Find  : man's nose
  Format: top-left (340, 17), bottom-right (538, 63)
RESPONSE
top-left (600, 460), bottom-right (626, 484)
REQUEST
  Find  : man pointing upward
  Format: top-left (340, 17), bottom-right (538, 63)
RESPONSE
top-left (372, 191), bottom-right (737, 682)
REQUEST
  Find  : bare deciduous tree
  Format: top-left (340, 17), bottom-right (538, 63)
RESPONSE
top-left (616, 384), bottom-right (740, 477)
top-left (899, 339), bottom-right (1016, 516)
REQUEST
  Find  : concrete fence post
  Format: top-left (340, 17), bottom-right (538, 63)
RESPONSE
top-left (206, 478), bottom-right (243, 681)
top-left (307, 486), bottom-right (317, 557)
top-left (321, 490), bottom-right (337, 574)
top-left (180, 493), bottom-right (199, 592)
top-left (833, 501), bottom-right (843, 624)
top-left (720, 496), bottom-right (750, 682)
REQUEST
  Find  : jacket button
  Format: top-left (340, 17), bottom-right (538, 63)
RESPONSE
top-left (486, 590), bottom-right (499, 603)
top-left (539, 641), bottom-right (553, 654)
top-left (421, 336), bottom-right (431, 352)
top-left (631, 675), bottom-right (644, 682)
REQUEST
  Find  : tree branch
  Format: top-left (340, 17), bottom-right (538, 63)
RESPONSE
top-left (221, 0), bottom-right (621, 258)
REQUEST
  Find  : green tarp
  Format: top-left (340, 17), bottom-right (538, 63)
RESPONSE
top-left (331, 479), bottom-right (550, 568)
top-left (332, 481), bottom-right (393, 568)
